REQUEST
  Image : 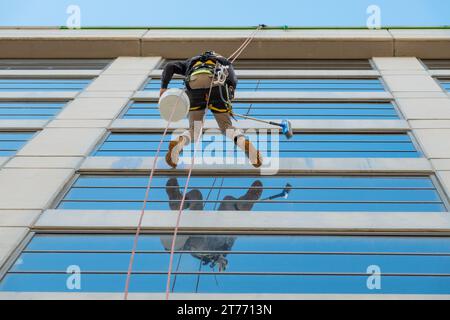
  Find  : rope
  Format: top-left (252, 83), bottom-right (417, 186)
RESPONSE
top-left (164, 62), bottom-right (218, 299)
top-left (165, 25), bottom-right (264, 299)
top-left (123, 91), bottom-right (183, 300)
top-left (228, 24), bottom-right (265, 63)
top-left (124, 24), bottom-right (264, 300)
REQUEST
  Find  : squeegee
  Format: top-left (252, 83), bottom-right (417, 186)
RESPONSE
top-left (231, 112), bottom-right (294, 139)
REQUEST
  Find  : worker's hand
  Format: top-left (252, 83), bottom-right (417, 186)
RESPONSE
top-left (159, 88), bottom-right (167, 97)
top-left (228, 86), bottom-right (235, 99)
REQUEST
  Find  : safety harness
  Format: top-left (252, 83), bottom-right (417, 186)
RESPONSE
top-left (185, 53), bottom-right (233, 113)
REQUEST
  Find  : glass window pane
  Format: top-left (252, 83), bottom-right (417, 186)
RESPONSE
top-left (56, 175), bottom-right (446, 212)
top-left (439, 79), bottom-right (450, 92)
top-left (2, 234), bottom-right (450, 294)
top-left (0, 101), bottom-right (66, 120)
top-left (123, 101), bottom-right (400, 120)
top-left (0, 79), bottom-right (91, 92)
top-left (0, 132), bottom-right (35, 156)
top-left (143, 78), bottom-right (386, 92)
top-left (92, 132), bottom-right (420, 158)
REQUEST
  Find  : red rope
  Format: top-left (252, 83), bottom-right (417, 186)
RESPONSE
top-left (123, 95), bottom-right (180, 300)
top-left (164, 66), bottom-right (216, 300)
top-left (164, 26), bottom-right (263, 299)
top-left (125, 25), bottom-right (263, 299)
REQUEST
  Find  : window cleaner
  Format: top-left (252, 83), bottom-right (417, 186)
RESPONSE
top-left (126, 24), bottom-right (269, 300)
top-left (159, 51), bottom-right (263, 168)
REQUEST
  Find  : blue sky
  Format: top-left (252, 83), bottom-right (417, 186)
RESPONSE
top-left (0, 0), bottom-right (449, 27)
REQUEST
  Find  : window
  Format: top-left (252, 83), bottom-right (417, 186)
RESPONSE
top-left (159, 59), bottom-right (374, 70)
top-left (123, 101), bottom-right (400, 120)
top-left (57, 175), bottom-right (446, 212)
top-left (0, 59), bottom-right (110, 70)
top-left (439, 78), bottom-right (450, 92)
top-left (93, 132), bottom-right (420, 158)
top-left (143, 78), bottom-right (386, 92)
top-left (1, 233), bottom-right (449, 294)
top-left (0, 79), bottom-right (92, 92)
top-left (0, 132), bottom-right (35, 156)
top-left (0, 101), bottom-right (67, 120)
top-left (422, 59), bottom-right (450, 70)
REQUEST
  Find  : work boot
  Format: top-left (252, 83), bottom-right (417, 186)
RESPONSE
top-left (165, 136), bottom-right (187, 168)
top-left (236, 180), bottom-right (263, 211)
top-left (236, 137), bottom-right (263, 168)
top-left (165, 177), bottom-right (204, 210)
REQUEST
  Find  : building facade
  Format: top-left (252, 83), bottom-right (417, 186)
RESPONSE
top-left (0, 28), bottom-right (449, 299)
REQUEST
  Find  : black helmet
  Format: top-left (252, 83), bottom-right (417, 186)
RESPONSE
top-left (200, 51), bottom-right (218, 61)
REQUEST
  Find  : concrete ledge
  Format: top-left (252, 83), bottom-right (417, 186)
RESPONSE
top-left (390, 30), bottom-right (450, 58)
top-left (111, 119), bottom-right (409, 132)
top-left (429, 70), bottom-right (450, 77)
top-left (0, 292), bottom-right (448, 300)
top-left (0, 119), bottom-right (48, 130)
top-left (0, 29), bottom-right (449, 59)
top-left (133, 91), bottom-right (394, 101)
top-left (0, 92), bottom-right (78, 101)
top-left (0, 40), bottom-right (142, 58)
top-left (0, 29), bottom-right (147, 58)
top-left (142, 29), bottom-right (393, 59)
top-left (80, 157), bottom-right (432, 174)
top-left (0, 70), bottom-right (101, 78)
top-left (35, 210), bottom-right (450, 232)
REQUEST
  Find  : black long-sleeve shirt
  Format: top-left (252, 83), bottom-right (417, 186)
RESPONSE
top-left (161, 55), bottom-right (238, 89)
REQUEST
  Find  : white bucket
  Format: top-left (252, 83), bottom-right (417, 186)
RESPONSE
top-left (158, 88), bottom-right (190, 122)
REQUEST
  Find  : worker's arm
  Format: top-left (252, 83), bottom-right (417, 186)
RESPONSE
top-left (160, 60), bottom-right (188, 96)
top-left (226, 63), bottom-right (238, 91)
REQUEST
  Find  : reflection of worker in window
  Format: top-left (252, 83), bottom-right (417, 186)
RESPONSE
top-left (160, 177), bottom-right (263, 271)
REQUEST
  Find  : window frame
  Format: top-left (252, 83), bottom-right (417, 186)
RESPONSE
top-left (0, 77), bottom-right (94, 92)
top-left (0, 100), bottom-right (69, 121)
top-left (49, 172), bottom-right (449, 213)
top-left (141, 76), bottom-right (389, 93)
top-left (3, 229), bottom-right (450, 294)
top-left (90, 130), bottom-right (424, 159)
top-left (0, 129), bottom-right (38, 157)
top-left (120, 99), bottom-right (404, 121)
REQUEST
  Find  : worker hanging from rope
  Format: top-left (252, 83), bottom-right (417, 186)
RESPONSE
top-left (160, 51), bottom-right (263, 168)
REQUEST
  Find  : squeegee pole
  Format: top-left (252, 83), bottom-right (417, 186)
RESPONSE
top-left (231, 112), bottom-right (282, 128)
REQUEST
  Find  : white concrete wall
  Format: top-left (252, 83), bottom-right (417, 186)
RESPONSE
top-left (0, 57), bottom-right (161, 272)
top-left (373, 57), bottom-right (450, 201)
